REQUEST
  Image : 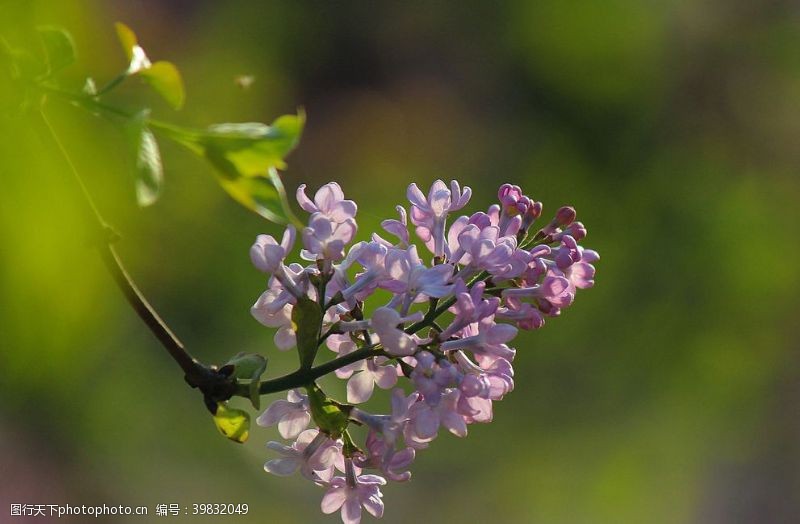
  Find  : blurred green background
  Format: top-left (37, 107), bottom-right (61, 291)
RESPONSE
top-left (2, 1), bottom-right (800, 523)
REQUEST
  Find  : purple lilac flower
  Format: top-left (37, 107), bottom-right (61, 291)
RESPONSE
top-left (368, 308), bottom-right (422, 356)
top-left (248, 179), bottom-right (599, 523)
top-left (265, 429), bottom-right (341, 480)
top-left (327, 335), bottom-right (398, 403)
top-left (302, 213), bottom-right (358, 262)
top-left (380, 246), bottom-right (454, 308)
top-left (373, 205), bottom-right (410, 248)
top-left (257, 389), bottom-right (311, 438)
top-left (407, 179), bottom-right (471, 257)
top-left (297, 182), bottom-right (358, 223)
top-left (407, 388), bottom-right (467, 444)
top-left (320, 459), bottom-right (386, 524)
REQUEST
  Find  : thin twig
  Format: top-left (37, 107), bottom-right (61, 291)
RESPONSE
top-left (35, 107), bottom-right (206, 383)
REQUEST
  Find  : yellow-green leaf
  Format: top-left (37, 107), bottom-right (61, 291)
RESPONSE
top-left (37, 26), bottom-right (76, 75)
top-left (306, 384), bottom-right (349, 439)
top-left (212, 403), bottom-right (250, 443)
top-left (140, 61), bottom-right (185, 110)
top-left (215, 168), bottom-right (293, 224)
top-left (223, 353), bottom-right (268, 410)
top-left (134, 128), bottom-right (163, 206)
top-left (202, 114), bottom-right (305, 177)
top-left (115, 22), bottom-right (150, 74)
top-left (115, 22), bottom-right (137, 62)
top-left (126, 111), bottom-right (164, 206)
top-left (154, 112), bottom-right (304, 224)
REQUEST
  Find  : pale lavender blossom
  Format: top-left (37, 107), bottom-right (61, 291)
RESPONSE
top-left (257, 389), bottom-right (311, 438)
top-left (454, 350), bottom-right (514, 400)
top-left (381, 246), bottom-right (454, 307)
top-left (407, 389), bottom-right (467, 444)
top-left (440, 317), bottom-right (518, 360)
top-left (265, 429), bottom-right (341, 480)
top-left (250, 226), bottom-right (295, 274)
top-left (320, 460), bottom-right (386, 524)
top-left (439, 280), bottom-right (499, 340)
top-left (250, 227), bottom-right (305, 297)
top-left (504, 274), bottom-right (572, 304)
top-left (251, 287), bottom-right (296, 350)
top-left (353, 430), bottom-right (415, 482)
top-left (372, 205), bottom-right (410, 248)
top-left (410, 351), bottom-right (460, 405)
top-left (367, 308), bottom-right (423, 356)
top-left (451, 224), bottom-right (519, 276)
top-left (496, 298), bottom-right (545, 331)
top-left (297, 182), bottom-right (357, 223)
top-left (341, 242), bottom-right (389, 301)
top-left (407, 179), bottom-right (471, 257)
top-left (302, 213), bottom-right (358, 262)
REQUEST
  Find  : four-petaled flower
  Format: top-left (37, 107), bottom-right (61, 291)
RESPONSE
top-left (321, 460), bottom-right (386, 524)
top-left (257, 389), bottom-right (311, 438)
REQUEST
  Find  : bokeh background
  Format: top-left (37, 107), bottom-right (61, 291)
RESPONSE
top-left (2, 1), bottom-right (800, 523)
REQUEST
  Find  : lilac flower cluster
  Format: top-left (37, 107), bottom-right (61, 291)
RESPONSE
top-left (250, 180), bottom-right (598, 523)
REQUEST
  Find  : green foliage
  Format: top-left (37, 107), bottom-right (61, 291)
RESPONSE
top-left (156, 113), bottom-right (304, 224)
top-left (222, 352), bottom-right (268, 410)
top-left (211, 402), bottom-right (250, 443)
top-left (36, 26), bottom-right (76, 76)
top-left (291, 296), bottom-right (322, 370)
top-left (306, 384), bottom-right (349, 439)
top-left (126, 110), bottom-right (163, 207)
top-left (140, 61), bottom-right (184, 110)
top-left (2, 21), bottom-right (303, 224)
top-left (114, 22), bottom-right (185, 109)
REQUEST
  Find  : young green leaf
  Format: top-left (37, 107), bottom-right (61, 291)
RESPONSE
top-left (152, 111), bottom-right (304, 224)
top-left (216, 168), bottom-right (296, 224)
top-left (222, 352), bottom-right (268, 410)
top-left (134, 128), bottom-right (164, 206)
top-left (292, 296), bottom-right (323, 370)
top-left (211, 402), bottom-right (250, 443)
top-left (306, 384), bottom-right (349, 439)
top-left (37, 26), bottom-right (76, 75)
top-left (127, 111), bottom-right (164, 207)
top-left (140, 61), bottom-right (184, 110)
top-left (114, 22), bottom-right (150, 74)
top-left (202, 113), bottom-right (305, 177)
top-left (114, 22), bottom-right (184, 108)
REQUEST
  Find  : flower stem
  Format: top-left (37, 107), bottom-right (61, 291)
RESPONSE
top-left (247, 344), bottom-right (384, 396)
top-left (404, 270), bottom-right (490, 335)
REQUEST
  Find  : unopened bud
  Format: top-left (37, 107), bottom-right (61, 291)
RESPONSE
top-left (566, 221), bottom-right (587, 241)
top-left (519, 201), bottom-right (543, 234)
top-left (555, 206), bottom-right (576, 226)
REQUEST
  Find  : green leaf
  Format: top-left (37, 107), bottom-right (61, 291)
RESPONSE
top-left (127, 111), bottom-right (164, 206)
top-left (292, 296), bottom-right (323, 369)
top-left (212, 402), bottom-right (250, 443)
top-left (306, 384), bottom-right (349, 439)
top-left (114, 22), bottom-right (184, 108)
top-left (216, 168), bottom-right (294, 224)
top-left (222, 352), bottom-right (268, 410)
top-left (115, 22), bottom-right (150, 74)
top-left (134, 128), bottom-right (163, 206)
top-left (140, 60), bottom-right (185, 109)
top-left (202, 113), bottom-right (305, 177)
top-left (155, 111), bottom-right (304, 224)
top-left (37, 26), bottom-right (76, 75)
